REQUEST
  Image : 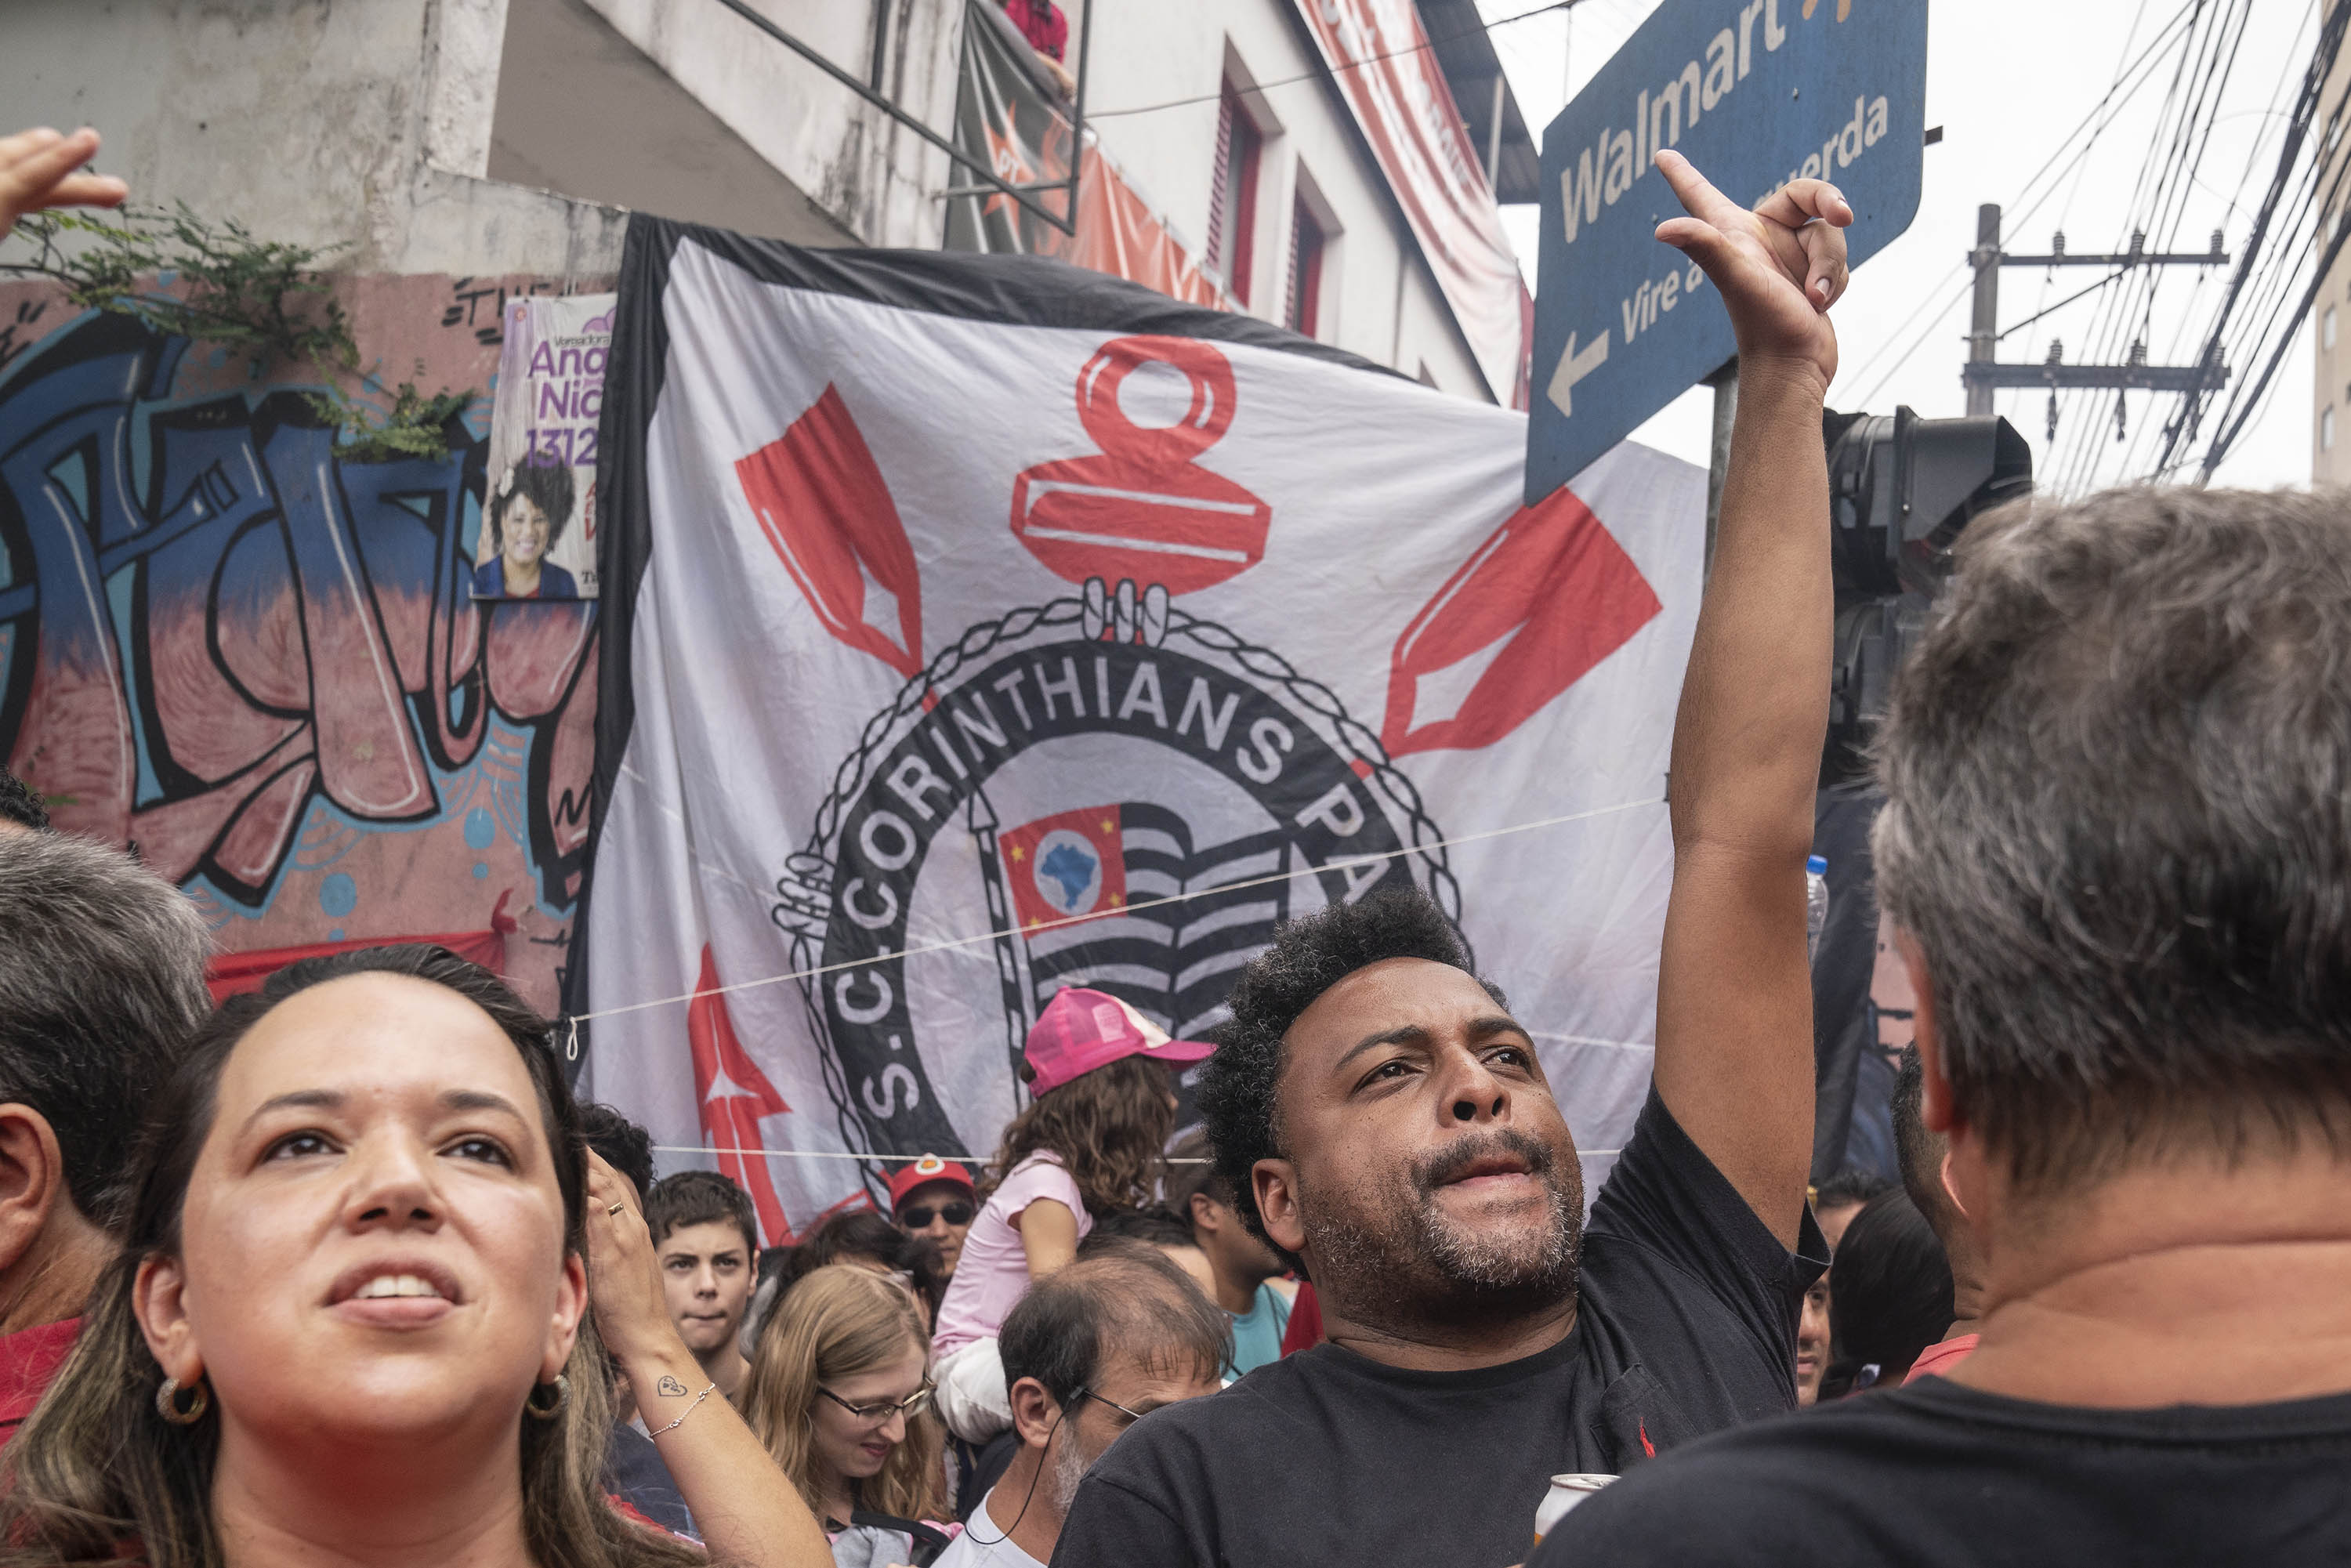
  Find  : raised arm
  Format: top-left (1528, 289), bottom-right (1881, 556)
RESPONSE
top-left (585, 1153), bottom-right (834, 1567)
top-left (1647, 150), bottom-right (1846, 1250)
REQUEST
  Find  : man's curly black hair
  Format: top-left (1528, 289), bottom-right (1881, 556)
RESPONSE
top-left (0, 766), bottom-right (49, 833)
top-left (1196, 887), bottom-right (1504, 1276)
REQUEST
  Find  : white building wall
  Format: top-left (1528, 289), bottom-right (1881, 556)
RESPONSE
top-left (574, 0), bottom-right (965, 248)
top-left (0, 0), bottom-right (625, 277)
top-left (1081, 0), bottom-right (1496, 400)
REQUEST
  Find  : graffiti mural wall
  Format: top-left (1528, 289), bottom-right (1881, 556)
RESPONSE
top-left (0, 273), bottom-right (608, 1014)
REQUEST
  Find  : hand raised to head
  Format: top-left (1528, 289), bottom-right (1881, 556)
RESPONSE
top-left (1652, 148), bottom-right (1851, 393)
top-left (0, 129), bottom-right (129, 244)
top-left (583, 1148), bottom-right (682, 1364)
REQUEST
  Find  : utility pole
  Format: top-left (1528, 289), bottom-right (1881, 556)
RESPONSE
top-left (1961, 215), bottom-right (2231, 434)
top-left (1967, 206), bottom-right (2001, 416)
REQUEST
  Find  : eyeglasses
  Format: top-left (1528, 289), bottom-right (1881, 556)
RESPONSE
top-left (1074, 1388), bottom-right (1147, 1430)
top-left (817, 1382), bottom-right (935, 1425)
top-left (899, 1202), bottom-right (973, 1229)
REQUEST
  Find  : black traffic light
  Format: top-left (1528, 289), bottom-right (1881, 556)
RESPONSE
top-left (1821, 407), bottom-right (2032, 784)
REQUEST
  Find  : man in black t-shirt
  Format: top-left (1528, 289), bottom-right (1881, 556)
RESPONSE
top-left (1533, 478), bottom-right (2351, 1561)
top-left (1051, 148), bottom-right (1849, 1568)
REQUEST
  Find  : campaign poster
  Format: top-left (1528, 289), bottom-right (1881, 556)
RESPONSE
top-left (476, 293), bottom-right (612, 599)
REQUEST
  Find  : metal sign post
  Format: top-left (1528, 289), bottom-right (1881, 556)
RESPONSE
top-left (1525, 0), bottom-right (1929, 505)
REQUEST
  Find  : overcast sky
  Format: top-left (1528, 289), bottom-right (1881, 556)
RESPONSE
top-left (1482, 0), bottom-right (2320, 493)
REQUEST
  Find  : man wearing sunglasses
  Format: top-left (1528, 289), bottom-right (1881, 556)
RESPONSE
top-left (891, 1155), bottom-right (978, 1280)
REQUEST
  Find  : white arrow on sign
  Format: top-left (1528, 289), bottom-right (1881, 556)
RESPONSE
top-left (1546, 329), bottom-right (1610, 420)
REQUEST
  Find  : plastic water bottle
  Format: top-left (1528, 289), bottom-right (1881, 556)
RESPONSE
top-left (1806, 854), bottom-right (1830, 965)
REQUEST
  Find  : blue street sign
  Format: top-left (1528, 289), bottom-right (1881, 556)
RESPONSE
top-left (1526, 0), bottom-right (1929, 504)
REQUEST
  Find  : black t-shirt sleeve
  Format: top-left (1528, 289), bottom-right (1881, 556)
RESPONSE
top-left (1050, 1472), bottom-right (1203, 1568)
top-left (1582, 1088), bottom-right (1827, 1421)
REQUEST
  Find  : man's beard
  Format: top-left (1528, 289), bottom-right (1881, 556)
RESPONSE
top-left (1049, 1417), bottom-right (1103, 1517)
top-left (1299, 1128), bottom-right (1585, 1334)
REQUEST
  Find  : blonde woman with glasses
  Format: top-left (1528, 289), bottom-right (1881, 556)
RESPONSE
top-left (742, 1264), bottom-right (950, 1563)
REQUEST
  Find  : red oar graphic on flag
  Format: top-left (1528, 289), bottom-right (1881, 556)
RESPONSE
top-left (1383, 487), bottom-right (1662, 758)
top-left (686, 946), bottom-right (795, 1247)
top-left (736, 385), bottom-right (925, 680)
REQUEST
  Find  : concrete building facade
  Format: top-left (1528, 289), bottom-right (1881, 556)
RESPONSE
top-left (1, 0), bottom-right (1532, 400)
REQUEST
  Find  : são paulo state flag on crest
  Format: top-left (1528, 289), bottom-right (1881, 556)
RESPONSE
top-left (571, 215), bottom-right (1706, 1242)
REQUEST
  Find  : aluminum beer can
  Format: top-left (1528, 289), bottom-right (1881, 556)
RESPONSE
top-left (1531, 1473), bottom-right (1617, 1547)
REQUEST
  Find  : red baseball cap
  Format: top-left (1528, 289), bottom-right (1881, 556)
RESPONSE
top-left (887, 1154), bottom-right (975, 1213)
top-left (1024, 987), bottom-right (1215, 1096)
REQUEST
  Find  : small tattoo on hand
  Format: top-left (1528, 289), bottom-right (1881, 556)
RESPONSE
top-left (657, 1376), bottom-right (689, 1397)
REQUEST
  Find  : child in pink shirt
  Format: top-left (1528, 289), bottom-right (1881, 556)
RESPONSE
top-left (931, 988), bottom-right (1212, 1439)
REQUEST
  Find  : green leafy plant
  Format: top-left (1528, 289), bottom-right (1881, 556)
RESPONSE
top-left (2, 205), bottom-right (475, 461)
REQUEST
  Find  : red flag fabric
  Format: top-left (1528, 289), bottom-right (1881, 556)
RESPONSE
top-left (686, 945), bottom-right (794, 1247)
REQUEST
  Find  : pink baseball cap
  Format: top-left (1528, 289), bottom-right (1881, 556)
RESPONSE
top-left (1024, 987), bottom-right (1214, 1095)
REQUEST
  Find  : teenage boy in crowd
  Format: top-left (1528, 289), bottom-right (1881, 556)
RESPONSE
top-left (1165, 1129), bottom-right (1293, 1378)
top-left (938, 1244), bottom-right (1228, 1568)
top-left (1537, 490), bottom-right (2351, 1563)
top-left (647, 1171), bottom-right (760, 1400)
top-left (1053, 147), bottom-right (1847, 1567)
top-left (890, 1154), bottom-right (976, 1281)
top-left (0, 831), bottom-right (212, 1441)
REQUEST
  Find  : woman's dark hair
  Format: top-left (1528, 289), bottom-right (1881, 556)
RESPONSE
top-left (0, 945), bottom-right (699, 1568)
top-left (981, 1052), bottom-right (1176, 1219)
top-left (489, 457), bottom-right (574, 553)
top-left (1818, 1189), bottom-right (1955, 1399)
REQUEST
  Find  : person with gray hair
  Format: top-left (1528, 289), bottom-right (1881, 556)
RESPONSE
top-left (938, 1242), bottom-right (1226, 1568)
top-left (1537, 485), bottom-right (2351, 1566)
top-left (0, 829), bottom-right (210, 1442)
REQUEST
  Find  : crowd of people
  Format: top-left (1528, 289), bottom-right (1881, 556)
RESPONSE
top-left (10, 116), bottom-right (2351, 1568)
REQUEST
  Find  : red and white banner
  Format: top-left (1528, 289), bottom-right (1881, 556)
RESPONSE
top-left (1292, 0), bottom-right (1530, 401)
top-left (577, 220), bottom-right (1701, 1239)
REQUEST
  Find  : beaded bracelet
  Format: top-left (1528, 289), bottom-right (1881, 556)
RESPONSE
top-left (647, 1381), bottom-right (719, 1439)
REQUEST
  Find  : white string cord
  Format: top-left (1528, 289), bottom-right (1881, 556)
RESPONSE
top-left (565, 795), bottom-right (1665, 1027)
top-left (651, 1144), bottom-right (1624, 1163)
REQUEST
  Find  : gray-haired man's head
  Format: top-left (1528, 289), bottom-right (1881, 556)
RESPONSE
top-left (0, 832), bottom-right (211, 1231)
top-left (1875, 487), bottom-right (2351, 1197)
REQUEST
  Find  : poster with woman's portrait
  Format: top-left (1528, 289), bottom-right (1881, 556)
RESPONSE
top-left (475, 293), bottom-right (611, 599)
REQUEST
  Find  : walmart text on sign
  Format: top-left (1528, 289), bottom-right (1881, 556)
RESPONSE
top-left (1526, 0), bottom-right (1927, 504)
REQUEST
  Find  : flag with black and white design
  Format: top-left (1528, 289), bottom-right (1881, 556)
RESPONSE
top-left (572, 217), bottom-right (1705, 1238)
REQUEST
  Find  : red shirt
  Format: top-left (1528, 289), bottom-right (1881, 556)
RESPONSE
top-left (1002, 0), bottom-right (1067, 60)
top-left (0, 1317), bottom-right (79, 1446)
top-left (1902, 1332), bottom-right (1980, 1385)
top-left (1279, 1280), bottom-right (1323, 1356)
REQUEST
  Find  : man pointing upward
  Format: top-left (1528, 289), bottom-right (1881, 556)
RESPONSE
top-left (1051, 149), bottom-right (1846, 1568)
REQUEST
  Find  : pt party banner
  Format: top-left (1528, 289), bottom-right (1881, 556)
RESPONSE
top-left (573, 217), bottom-right (1704, 1242)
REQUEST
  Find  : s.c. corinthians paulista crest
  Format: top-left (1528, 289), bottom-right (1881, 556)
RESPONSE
top-left (578, 220), bottom-right (1706, 1241)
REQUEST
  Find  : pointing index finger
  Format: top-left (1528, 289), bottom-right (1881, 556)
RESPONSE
top-left (1653, 148), bottom-right (1746, 230)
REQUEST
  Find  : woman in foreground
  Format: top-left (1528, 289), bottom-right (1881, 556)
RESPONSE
top-left (0, 946), bottom-right (830, 1568)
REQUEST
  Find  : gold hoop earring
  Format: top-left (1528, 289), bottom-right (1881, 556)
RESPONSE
top-left (524, 1374), bottom-right (570, 1421)
top-left (155, 1375), bottom-right (208, 1425)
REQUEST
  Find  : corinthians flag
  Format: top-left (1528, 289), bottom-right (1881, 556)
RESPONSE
top-left (573, 215), bottom-right (1706, 1241)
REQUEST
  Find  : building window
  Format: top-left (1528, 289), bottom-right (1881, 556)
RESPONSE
top-left (1286, 193), bottom-right (1326, 337)
top-left (2325, 406), bottom-right (2336, 451)
top-left (1207, 84), bottom-right (1261, 304)
top-left (2328, 306), bottom-right (2339, 352)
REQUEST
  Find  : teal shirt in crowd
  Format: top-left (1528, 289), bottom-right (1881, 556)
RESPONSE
top-left (1226, 1282), bottom-right (1294, 1380)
